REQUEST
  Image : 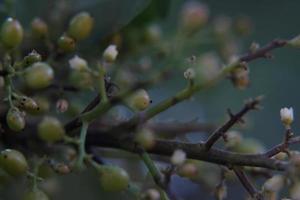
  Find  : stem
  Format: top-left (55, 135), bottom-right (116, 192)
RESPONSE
top-left (137, 146), bottom-right (170, 200)
top-left (76, 121), bottom-right (89, 169)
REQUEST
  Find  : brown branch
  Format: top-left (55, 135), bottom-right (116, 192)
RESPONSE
top-left (239, 39), bottom-right (287, 63)
top-left (86, 131), bottom-right (288, 171)
top-left (204, 96), bottom-right (262, 151)
top-left (264, 135), bottom-right (300, 157)
top-left (232, 167), bottom-right (262, 200)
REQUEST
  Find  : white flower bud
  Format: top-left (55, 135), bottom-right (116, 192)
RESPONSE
top-left (103, 44), bottom-right (118, 62)
top-left (145, 188), bottom-right (160, 200)
top-left (280, 107), bottom-right (294, 127)
top-left (171, 149), bottom-right (186, 165)
top-left (183, 68), bottom-right (195, 80)
top-left (263, 175), bottom-right (284, 192)
top-left (69, 55), bottom-right (88, 71)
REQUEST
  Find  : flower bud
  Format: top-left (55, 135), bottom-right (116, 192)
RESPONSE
top-left (183, 68), bottom-right (195, 80)
top-left (1, 18), bottom-right (23, 49)
top-left (57, 35), bottom-right (76, 52)
top-left (225, 130), bottom-right (242, 149)
top-left (6, 107), bottom-right (25, 132)
top-left (229, 63), bottom-right (250, 90)
top-left (68, 12), bottom-right (94, 40)
top-left (23, 50), bottom-right (42, 67)
top-left (143, 188), bottom-right (160, 200)
top-left (177, 163), bottom-right (198, 178)
top-left (68, 55), bottom-right (88, 71)
top-left (180, 1), bottom-right (209, 32)
top-left (31, 18), bottom-right (48, 38)
top-left (135, 128), bottom-right (155, 150)
top-left (280, 107), bottom-right (294, 127)
top-left (56, 99), bottom-right (69, 113)
top-left (263, 175), bottom-right (284, 192)
top-left (171, 149), bottom-right (186, 165)
top-left (103, 44), bottom-right (118, 62)
top-left (288, 35), bottom-right (300, 48)
top-left (198, 52), bottom-right (220, 81)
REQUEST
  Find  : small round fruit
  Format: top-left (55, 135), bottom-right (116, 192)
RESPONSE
top-left (98, 166), bottom-right (129, 192)
top-left (24, 62), bottom-right (54, 89)
top-left (68, 12), bottom-right (94, 40)
top-left (6, 107), bottom-right (25, 132)
top-left (23, 189), bottom-right (49, 200)
top-left (31, 18), bottom-right (48, 38)
top-left (135, 129), bottom-right (155, 150)
top-left (38, 117), bottom-right (65, 142)
top-left (69, 70), bottom-right (93, 90)
top-left (1, 17), bottom-right (23, 48)
top-left (0, 149), bottom-right (28, 176)
top-left (57, 35), bottom-right (76, 52)
top-left (127, 89), bottom-right (151, 111)
top-left (15, 96), bottom-right (39, 112)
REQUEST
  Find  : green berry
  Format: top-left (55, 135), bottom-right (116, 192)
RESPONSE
top-left (1, 17), bottom-right (23, 49)
top-left (6, 107), bottom-right (25, 132)
top-left (23, 189), bottom-right (49, 200)
top-left (68, 12), bottom-right (94, 40)
top-left (24, 62), bottom-right (54, 89)
top-left (15, 96), bottom-right (39, 112)
top-left (127, 89), bottom-right (151, 111)
top-left (31, 18), bottom-right (48, 38)
top-left (98, 166), bottom-right (130, 192)
top-left (0, 149), bottom-right (28, 177)
top-left (38, 116), bottom-right (65, 142)
top-left (23, 50), bottom-right (42, 67)
top-left (57, 35), bottom-right (76, 52)
top-left (135, 128), bottom-right (155, 150)
top-left (69, 70), bottom-right (93, 90)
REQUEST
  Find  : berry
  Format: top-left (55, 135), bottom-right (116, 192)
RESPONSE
top-left (68, 12), bottom-right (94, 40)
top-left (69, 70), bottom-right (93, 90)
top-left (103, 45), bottom-right (118, 63)
top-left (126, 89), bottom-right (151, 111)
top-left (57, 35), bottom-right (76, 52)
top-left (24, 62), bottom-right (54, 89)
top-left (6, 107), bottom-right (25, 132)
top-left (15, 96), bottom-right (39, 112)
top-left (23, 189), bottom-right (49, 200)
top-left (98, 166), bottom-right (129, 192)
top-left (135, 128), bottom-right (155, 150)
top-left (0, 149), bottom-right (28, 177)
top-left (1, 18), bottom-right (23, 48)
top-left (38, 116), bottom-right (65, 143)
top-left (31, 18), bottom-right (48, 38)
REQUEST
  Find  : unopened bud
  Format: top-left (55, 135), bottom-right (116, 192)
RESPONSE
top-left (68, 12), bottom-right (94, 41)
top-left (263, 175), bottom-right (284, 192)
top-left (68, 55), bottom-right (88, 71)
top-left (178, 163), bottom-right (198, 178)
top-left (1, 18), bottom-right (23, 49)
top-left (288, 35), bottom-right (300, 48)
top-left (103, 44), bottom-right (118, 62)
top-left (183, 68), bottom-right (195, 80)
top-left (135, 128), bottom-right (155, 150)
top-left (23, 50), bottom-right (42, 67)
top-left (171, 149), bottom-right (186, 165)
top-left (280, 107), bottom-right (294, 127)
top-left (230, 63), bottom-right (250, 90)
top-left (31, 18), bottom-right (48, 38)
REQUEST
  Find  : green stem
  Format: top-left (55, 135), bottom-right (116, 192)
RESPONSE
top-left (76, 121), bottom-right (89, 169)
top-left (138, 147), bottom-right (170, 200)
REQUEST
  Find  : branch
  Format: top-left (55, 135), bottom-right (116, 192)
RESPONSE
top-left (239, 39), bottom-right (287, 62)
top-left (204, 96), bottom-right (262, 151)
top-left (232, 167), bottom-right (262, 200)
top-left (86, 132), bottom-right (288, 171)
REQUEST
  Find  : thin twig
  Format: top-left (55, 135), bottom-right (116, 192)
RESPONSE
top-left (204, 96), bottom-right (262, 151)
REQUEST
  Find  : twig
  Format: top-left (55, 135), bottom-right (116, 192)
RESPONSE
top-left (204, 96), bottom-right (262, 151)
top-left (232, 167), bottom-right (263, 200)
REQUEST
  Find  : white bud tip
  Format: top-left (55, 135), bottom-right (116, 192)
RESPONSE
top-left (280, 107), bottom-right (294, 126)
top-left (69, 55), bottom-right (88, 71)
top-left (103, 44), bottom-right (118, 62)
top-left (171, 149), bottom-right (186, 165)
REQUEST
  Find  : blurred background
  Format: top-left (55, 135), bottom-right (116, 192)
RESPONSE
top-left (1, 0), bottom-right (300, 199)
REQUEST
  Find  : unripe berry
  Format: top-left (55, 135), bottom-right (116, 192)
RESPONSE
top-left (31, 18), bottom-right (48, 38)
top-left (68, 12), bottom-right (94, 40)
top-left (27, 96), bottom-right (50, 115)
top-left (0, 149), bottom-right (28, 177)
top-left (38, 116), bottom-right (65, 142)
top-left (135, 128), bottom-right (155, 150)
top-left (15, 96), bottom-right (39, 112)
top-left (126, 89), bottom-right (151, 111)
top-left (1, 18), bottom-right (23, 49)
top-left (177, 163), bottom-right (198, 178)
top-left (23, 50), bottom-right (42, 67)
top-left (23, 189), bottom-right (49, 200)
top-left (69, 70), bottom-right (93, 90)
top-left (6, 107), bottom-right (25, 132)
top-left (98, 166), bottom-right (130, 192)
top-left (24, 62), bottom-right (54, 89)
top-left (57, 35), bottom-right (76, 52)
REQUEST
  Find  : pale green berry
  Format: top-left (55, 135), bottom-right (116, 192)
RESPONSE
top-left (57, 35), bottom-right (76, 52)
top-left (1, 18), bottom-right (23, 48)
top-left (23, 189), bottom-right (49, 200)
top-left (68, 12), bottom-right (94, 40)
top-left (0, 149), bottom-right (28, 177)
top-left (24, 62), bottom-right (54, 89)
top-left (38, 116), bottom-right (65, 142)
top-left (6, 107), bottom-right (25, 132)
